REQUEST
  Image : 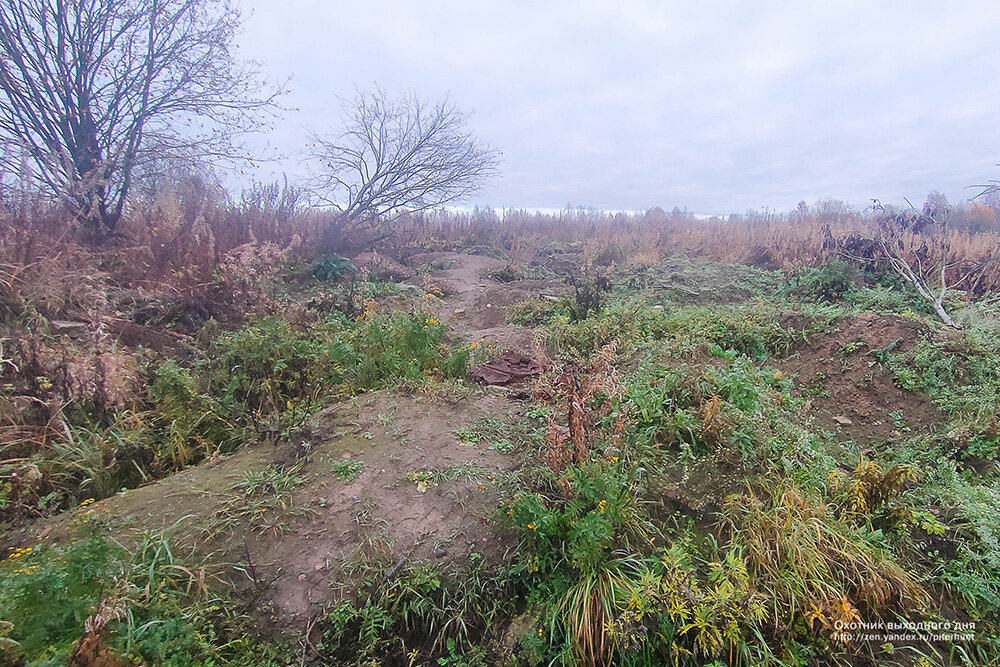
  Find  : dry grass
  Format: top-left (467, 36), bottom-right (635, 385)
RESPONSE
top-left (382, 206), bottom-right (1000, 295)
top-left (3, 191), bottom-right (999, 313)
top-left (720, 481), bottom-right (929, 635)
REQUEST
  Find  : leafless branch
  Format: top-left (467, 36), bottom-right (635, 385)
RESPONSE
top-left (305, 87), bottom-right (500, 249)
top-left (0, 0), bottom-right (283, 232)
top-left (871, 196), bottom-right (963, 327)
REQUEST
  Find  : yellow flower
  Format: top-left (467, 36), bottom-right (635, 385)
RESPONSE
top-left (469, 341), bottom-right (478, 349)
top-left (538, 627), bottom-right (544, 637)
top-left (526, 522), bottom-right (537, 530)
top-left (773, 370), bottom-right (784, 381)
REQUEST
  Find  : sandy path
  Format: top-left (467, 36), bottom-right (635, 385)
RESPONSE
top-left (404, 251), bottom-right (550, 351)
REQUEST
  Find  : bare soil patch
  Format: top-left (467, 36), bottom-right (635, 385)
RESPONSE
top-left (778, 313), bottom-right (941, 443)
top-left (404, 251), bottom-right (564, 341)
top-left (29, 388), bottom-right (527, 627)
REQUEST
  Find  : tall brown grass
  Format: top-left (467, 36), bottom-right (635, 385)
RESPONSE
top-left (2, 190), bottom-right (999, 318)
top-left (381, 205), bottom-right (1000, 295)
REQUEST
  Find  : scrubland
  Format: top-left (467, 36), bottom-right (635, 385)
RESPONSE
top-left (1, 189), bottom-right (1000, 666)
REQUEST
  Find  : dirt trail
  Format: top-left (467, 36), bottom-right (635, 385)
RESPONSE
top-left (404, 251), bottom-right (562, 351)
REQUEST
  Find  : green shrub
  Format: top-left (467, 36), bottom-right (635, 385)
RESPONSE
top-left (503, 463), bottom-right (652, 578)
top-left (311, 254), bottom-right (354, 281)
top-left (204, 309), bottom-right (480, 409)
top-left (887, 333), bottom-right (1000, 434)
top-left (846, 285), bottom-right (928, 314)
top-left (349, 310), bottom-right (448, 388)
top-left (0, 519), bottom-right (112, 660)
top-left (608, 542), bottom-right (771, 666)
top-left (0, 514), bottom-right (272, 666)
top-left (205, 316), bottom-right (346, 413)
top-left (788, 258), bottom-right (855, 302)
top-left (544, 301), bottom-right (803, 361)
top-left (609, 358), bottom-right (793, 457)
top-left (149, 360), bottom-right (238, 467)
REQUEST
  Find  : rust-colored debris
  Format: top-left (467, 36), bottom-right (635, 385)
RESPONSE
top-left (467, 352), bottom-right (541, 385)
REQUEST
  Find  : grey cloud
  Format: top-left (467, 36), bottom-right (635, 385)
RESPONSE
top-left (238, 1), bottom-right (1000, 214)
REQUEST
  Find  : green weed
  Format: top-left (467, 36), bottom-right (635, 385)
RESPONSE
top-left (332, 458), bottom-right (364, 481)
top-left (213, 463), bottom-right (306, 536)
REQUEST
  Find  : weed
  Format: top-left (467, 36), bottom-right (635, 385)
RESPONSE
top-left (455, 415), bottom-right (545, 453)
top-left (332, 458), bottom-right (364, 481)
top-left (787, 258), bottom-right (856, 302)
top-left (213, 463), bottom-right (306, 536)
top-left (312, 253), bottom-right (354, 281)
top-left (322, 558), bottom-right (515, 662)
top-left (607, 543), bottom-right (771, 666)
top-left (507, 297), bottom-right (572, 326)
top-left (0, 515), bottom-right (279, 665)
top-left (407, 462), bottom-right (486, 492)
top-left (829, 457), bottom-right (917, 522)
top-left (544, 300), bottom-right (803, 361)
top-left (720, 481), bottom-right (928, 637)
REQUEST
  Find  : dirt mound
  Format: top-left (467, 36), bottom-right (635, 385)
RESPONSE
top-left (778, 313), bottom-right (940, 443)
top-left (402, 251), bottom-right (462, 268)
top-left (353, 252), bottom-right (415, 281)
top-left (469, 285), bottom-right (532, 328)
top-left (468, 352), bottom-right (542, 385)
top-left (32, 389), bottom-right (524, 626)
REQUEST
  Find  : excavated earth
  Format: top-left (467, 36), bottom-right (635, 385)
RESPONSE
top-left (8, 253), bottom-right (957, 640)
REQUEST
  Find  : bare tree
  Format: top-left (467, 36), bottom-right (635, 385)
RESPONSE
top-left (869, 196), bottom-right (975, 328)
top-left (0, 0), bottom-right (281, 232)
top-left (306, 88), bottom-right (500, 248)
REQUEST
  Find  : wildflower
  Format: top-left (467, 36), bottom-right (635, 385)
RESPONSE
top-left (773, 370), bottom-right (784, 381)
top-left (469, 341), bottom-right (478, 349)
top-left (598, 499), bottom-right (607, 514)
top-left (7, 546), bottom-right (32, 561)
top-left (538, 628), bottom-right (544, 637)
top-left (526, 522), bottom-right (537, 530)
top-left (611, 456), bottom-right (619, 463)
top-left (80, 498), bottom-right (95, 507)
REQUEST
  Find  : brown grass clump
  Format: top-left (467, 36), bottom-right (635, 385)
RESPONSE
top-left (536, 341), bottom-right (623, 481)
top-left (720, 481), bottom-right (928, 637)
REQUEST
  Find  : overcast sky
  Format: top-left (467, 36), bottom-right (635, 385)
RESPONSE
top-left (237, 1), bottom-right (1000, 215)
